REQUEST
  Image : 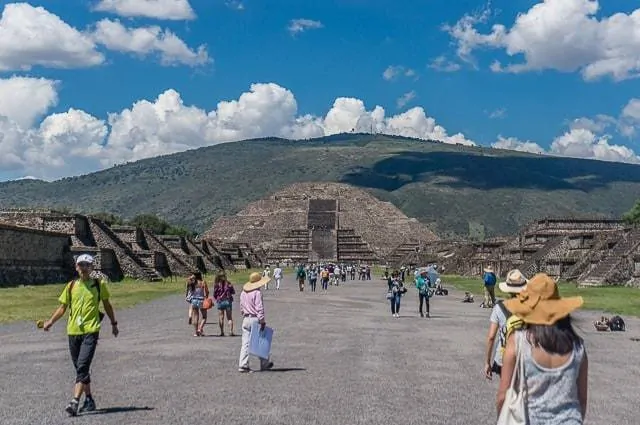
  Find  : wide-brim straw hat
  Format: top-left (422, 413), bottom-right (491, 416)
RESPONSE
top-left (243, 272), bottom-right (271, 292)
top-left (503, 273), bottom-right (583, 326)
top-left (499, 269), bottom-right (528, 294)
top-left (484, 266), bottom-right (494, 273)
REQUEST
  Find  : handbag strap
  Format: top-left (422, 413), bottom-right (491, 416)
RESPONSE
top-left (508, 330), bottom-right (525, 391)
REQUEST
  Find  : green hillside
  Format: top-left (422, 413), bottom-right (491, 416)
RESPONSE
top-left (2, 133), bottom-right (640, 238)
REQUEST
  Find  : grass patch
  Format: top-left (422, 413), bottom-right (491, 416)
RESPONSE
top-left (0, 269), bottom-right (261, 324)
top-left (444, 275), bottom-right (640, 317)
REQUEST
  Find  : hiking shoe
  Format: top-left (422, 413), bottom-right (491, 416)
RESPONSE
top-left (238, 367), bottom-right (251, 373)
top-left (65, 399), bottom-right (79, 417)
top-left (261, 362), bottom-right (274, 371)
top-left (79, 398), bottom-right (96, 413)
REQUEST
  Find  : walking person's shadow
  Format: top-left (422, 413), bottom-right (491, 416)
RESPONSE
top-left (87, 406), bottom-right (155, 415)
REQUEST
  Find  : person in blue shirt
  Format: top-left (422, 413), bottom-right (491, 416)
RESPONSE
top-left (415, 268), bottom-right (434, 318)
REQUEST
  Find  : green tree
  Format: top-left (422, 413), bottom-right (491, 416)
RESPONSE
top-left (165, 225), bottom-right (195, 238)
top-left (623, 200), bottom-right (640, 225)
top-left (91, 212), bottom-right (124, 226)
top-left (128, 214), bottom-right (170, 234)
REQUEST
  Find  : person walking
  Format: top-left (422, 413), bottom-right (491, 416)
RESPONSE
top-left (320, 268), bottom-right (330, 292)
top-left (238, 272), bottom-right (274, 373)
top-left (389, 272), bottom-right (405, 318)
top-left (482, 266), bottom-right (497, 308)
top-left (42, 254), bottom-right (119, 417)
top-left (415, 268), bottom-right (433, 318)
top-left (296, 265), bottom-right (306, 292)
top-left (309, 268), bottom-right (318, 292)
top-left (213, 272), bottom-right (236, 336)
top-left (497, 273), bottom-right (587, 424)
top-left (483, 269), bottom-right (527, 380)
top-left (188, 272), bottom-right (209, 336)
top-left (273, 264), bottom-right (283, 290)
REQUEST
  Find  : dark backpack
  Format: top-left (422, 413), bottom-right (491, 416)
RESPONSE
top-left (609, 315), bottom-right (626, 332)
top-left (69, 278), bottom-right (105, 322)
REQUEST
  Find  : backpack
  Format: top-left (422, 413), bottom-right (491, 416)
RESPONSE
top-left (484, 272), bottom-right (497, 286)
top-left (69, 278), bottom-right (105, 323)
top-left (496, 302), bottom-right (514, 357)
top-left (297, 269), bottom-right (306, 279)
top-left (609, 315), bottom-right (626, 331)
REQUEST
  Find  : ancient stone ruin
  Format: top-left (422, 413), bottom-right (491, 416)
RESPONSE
top-left (411, 218), bottom-right (640, 287)
top-left (0, 210), bottom-right (244, 286)
top-left (204, 182), bottom-right (439, 264)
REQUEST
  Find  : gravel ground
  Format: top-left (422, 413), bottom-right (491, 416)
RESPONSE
top-left (0, 276), bottom-right (638, 425)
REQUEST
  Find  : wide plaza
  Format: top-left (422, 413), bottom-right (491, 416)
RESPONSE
top-left (0, 275), bottom-right (638, 425)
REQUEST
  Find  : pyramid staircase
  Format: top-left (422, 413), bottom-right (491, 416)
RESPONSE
top-left (578, 230), bottom-right (640, 286)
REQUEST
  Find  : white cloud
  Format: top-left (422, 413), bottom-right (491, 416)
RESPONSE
top-left (94, 0), bottom-right (196, 20)
top-left (428, 55), bottom-right (462, 72)
top-left (288, 19), bottom-right (323, 36)
top-left (0, 80), bottom-right (479, 179)
top-left (550, 128), bottom-right (640, 163)
top-left (0, 76), bottom-right (59, 128)
top-left (396, 91), bottom-right (416, 109)
top-left (383, 65), bottom-right (417, 81)
top-left (488, 108), bottom-right (507, 119)
top-left (0, 3), bottom-right (104, 71)
top-left (492, 136), bottom-right (545, 154)
top-left (92, 19), bottom-right (210, 66)
top-left (445, 0), bottom-right (640, 81)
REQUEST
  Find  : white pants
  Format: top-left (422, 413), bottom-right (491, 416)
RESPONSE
top-left (275, 278), bottom-right (282, 289)
top-left (238, 317), bottom-right (271, 370)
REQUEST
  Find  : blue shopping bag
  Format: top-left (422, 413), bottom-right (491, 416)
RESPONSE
top-left (249, 321), bottom-right (274, 360)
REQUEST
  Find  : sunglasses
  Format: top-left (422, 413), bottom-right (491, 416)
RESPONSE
top-left (77, 262), bottom-right (92, 267)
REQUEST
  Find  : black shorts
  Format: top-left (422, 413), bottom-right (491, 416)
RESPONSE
top-left (491, 361), bottom-right (502, 376)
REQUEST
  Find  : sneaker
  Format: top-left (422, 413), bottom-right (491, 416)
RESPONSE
top-left (79, 397), bottom-right (96, 413)
top-left (261, 362), bottom-right (274, 371)
top-left (65, 399), bottom-right (79, 417)
top-left (420, 313), bottom-right (424, 318)
top-left (426, 313), bottom-right (430, 318)
top-left (238, 367), bottom-right (251, 373)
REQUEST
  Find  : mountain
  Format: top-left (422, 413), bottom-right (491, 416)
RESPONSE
top-left (2, 133), bottom-right (640, 238)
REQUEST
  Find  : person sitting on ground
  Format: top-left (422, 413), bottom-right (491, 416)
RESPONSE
top-left (43, 254), bottom-right (119, 416)
top-left (484, 269), bottom-right (528, 380)
top-left (238, 272), bottom-right (274, 372)
top-left (213, 272), bottom-right (235, 336)
top-left (462, 292), bottom-right (474, 303)
top-left (497, 273), bottom-right (588, 424)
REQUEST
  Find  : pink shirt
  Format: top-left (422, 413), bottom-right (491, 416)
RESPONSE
top-left (240, 289), bottom-right (265, 320)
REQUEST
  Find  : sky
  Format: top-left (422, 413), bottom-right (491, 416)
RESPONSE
top-left (1, 0), bottom-right (640, 181)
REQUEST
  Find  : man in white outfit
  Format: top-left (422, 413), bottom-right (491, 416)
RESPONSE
top-left (273, 265), bottom-right (283, 290)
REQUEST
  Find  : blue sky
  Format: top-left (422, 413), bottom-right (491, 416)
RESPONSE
top-left (1, 0), bottom-right (640, 181)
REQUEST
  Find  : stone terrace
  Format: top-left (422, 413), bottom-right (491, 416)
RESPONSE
top-left (0, 276), bottom-right (637, 424)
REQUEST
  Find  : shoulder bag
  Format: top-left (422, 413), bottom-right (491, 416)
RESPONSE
top-left (497, 331), bottom-right (528, 425)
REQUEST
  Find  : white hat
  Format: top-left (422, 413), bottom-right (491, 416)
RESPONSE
top-left (76, 254), bottom-right (95, 265)
top-left (498, 269), bottom-right (528, 294)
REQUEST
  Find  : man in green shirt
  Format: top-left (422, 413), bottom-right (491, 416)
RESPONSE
top-left (43, 254), bottom-right (119, 416)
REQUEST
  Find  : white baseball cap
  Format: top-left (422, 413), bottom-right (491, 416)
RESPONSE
top-left (76, 254), bottom-right (95, 265)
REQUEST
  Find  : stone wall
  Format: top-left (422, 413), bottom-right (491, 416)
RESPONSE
top-left (0, 223), bottom-right (72, 286)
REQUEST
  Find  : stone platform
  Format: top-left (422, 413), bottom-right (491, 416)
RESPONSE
top-left (0, 276), bottom-right (637, 424)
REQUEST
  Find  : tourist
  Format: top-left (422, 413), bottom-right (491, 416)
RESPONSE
top-left (273, 264), bottom-right (283, 290)
top-left (296, 265), bottom-right (306, 292)
top-left (497, 273), bottom-right (587, 424)
top-left (185, 274), bottom-right (195, 324)
top-left (263, 265), bottom-right (271, 289)
top-left (42, 254), bottom-right (119, 416)
top-left (415, 268), bottom-right (433, 318)
top-left (188, 272), bottom-right (209, 336)
top-left (482, 266), bottom-right (497, 308)
top-left (483, 269), bottom-right (527, 380)
top-left (309, 267), bottom-right (318, 292)
top-left (320, 267), bottom-right (330, 292)
top-left (389, 272), bottom-right (405, 318)
top-left (238, 272), bottom-right (274, 372)
top-left (213, 272), bottom-right (235, 336)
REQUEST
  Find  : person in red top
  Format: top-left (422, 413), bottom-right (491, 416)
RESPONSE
top-left (213, 272), bottom-right (236, 336)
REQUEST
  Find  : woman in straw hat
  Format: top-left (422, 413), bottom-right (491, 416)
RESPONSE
top-left (238, 272), bottom-right (274, 373)
top-left (497, 273), bottom-right (588, 424)
top-left (484, 269), bottom-right (528, 380)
